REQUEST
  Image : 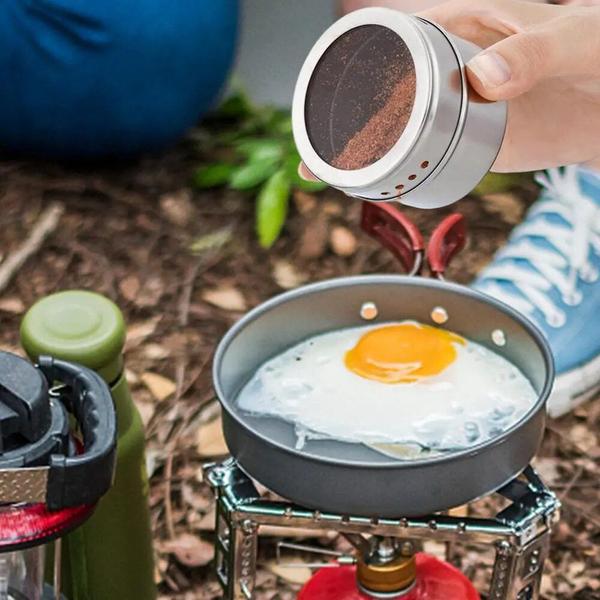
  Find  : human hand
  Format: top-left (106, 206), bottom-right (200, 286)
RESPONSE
top-left (418, 0), bottom-right (600, 172)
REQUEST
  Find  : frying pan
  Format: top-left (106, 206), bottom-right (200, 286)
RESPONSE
top-left (213, 204), bottom-right (554, 517)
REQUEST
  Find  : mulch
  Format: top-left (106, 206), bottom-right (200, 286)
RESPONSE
top-left (0, 138), bottom-right (597, 599)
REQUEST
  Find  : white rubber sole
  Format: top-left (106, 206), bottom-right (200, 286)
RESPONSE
top-left (547, 352), bottom-right (600, 418)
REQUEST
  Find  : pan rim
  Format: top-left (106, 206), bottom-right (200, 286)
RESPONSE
top-left (213, 274), bottom-right (554, 469)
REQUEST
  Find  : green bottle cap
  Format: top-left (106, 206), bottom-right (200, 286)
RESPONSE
top-left (20, 290), bottom-right (126, 384)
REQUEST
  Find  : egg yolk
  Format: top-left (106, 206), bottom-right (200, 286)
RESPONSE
top-left (344, 323), bottom-right (465, 383)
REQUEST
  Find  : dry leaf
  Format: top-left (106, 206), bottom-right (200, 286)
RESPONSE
top-left (330, 226), bottom-right (357, 257)
top-left (135, 400), bottom-right (155, 427)
top-left (196, 417), bottom-right (229, 458)
top-left (161, 533), bottom-right (214, 567)
top-left (125, 316), bottom-right (161, 350)
top-left (322, 200), bottom-right (342, 216)
top-left (532, 457), bottom-right (561, 485)
top-left (125, 369), bottom-right (139, 385)
top-left (273, 260), bottom-right (308, 290)
top-left (202, 286), bottom-right (247, 312)
top-left (141, 371), bottom-right (177, 401)
top-left (196, 507), bottom-right (217, 531)
top-left (298, 213), bottom-right (328, 260)
top-left (119, 275), bottom-right (140, 302)
top-left (189, 226), bottom-right (233, 255)
top-left (293, 190), bottom-right (317, 215)
top-left (144, 343), bottom-right (170, 360)
top-left (569, 424), bottom-right (597, 454)
top-left (266, 560), bottom-right (312, 585)
top-left (481, 193), bottom-right (524, 225)
top-left (0, 297), bottom-right (25, 314)
top-left (160, 190), bottom-right (194, 227)
top-left (136, 276), bottom-right (165, 308)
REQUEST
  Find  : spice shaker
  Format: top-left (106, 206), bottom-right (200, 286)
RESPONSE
top-left (292, 8), bottom-right (507, 209)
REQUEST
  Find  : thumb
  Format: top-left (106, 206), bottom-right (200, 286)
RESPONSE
top-left (466, 13), bottom-right (599, 100)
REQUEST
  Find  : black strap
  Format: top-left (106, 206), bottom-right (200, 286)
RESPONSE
top-left (38, 357), bottom-right (117, 510)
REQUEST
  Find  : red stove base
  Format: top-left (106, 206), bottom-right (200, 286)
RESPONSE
top-left (298, 553), bottom-right (480, 600)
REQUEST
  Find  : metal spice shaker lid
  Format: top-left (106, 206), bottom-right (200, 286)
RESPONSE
top-left (293, 8), bottom-right (507, 209)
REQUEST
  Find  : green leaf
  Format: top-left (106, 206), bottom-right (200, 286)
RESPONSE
top-left (229, 157), bottom-right (280, 190)
top-left (256, 170), bottom-right (291, 248)
top-left (214, 90), bottom-right (254, 120)
top-left (189, 226), bottom-right (233, 255)
top-left (192, 163), bottom-right (236, 189)
top-left (294, 178), bottom-right (329, 193)
top-left (473, 172), bottom-right (532, 196)
top-left (235, 138), bottom-right (284, 163)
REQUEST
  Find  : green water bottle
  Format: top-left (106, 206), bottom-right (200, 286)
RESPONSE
top-left (21, 290), bottom-right (156, 600)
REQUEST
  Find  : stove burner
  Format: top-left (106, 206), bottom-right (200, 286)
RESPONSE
top-left (207, 460), bottom-right (559, 600)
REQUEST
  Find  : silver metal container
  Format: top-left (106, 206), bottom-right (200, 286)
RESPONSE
top-left (292, 8), bottom-right (507, 209)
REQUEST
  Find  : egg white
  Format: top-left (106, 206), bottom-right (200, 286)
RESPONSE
top-left (236, 321), bottom-right (537, 452)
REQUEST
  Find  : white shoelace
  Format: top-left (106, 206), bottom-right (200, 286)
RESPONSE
top-left (478, 167), bottom-right (600, 328)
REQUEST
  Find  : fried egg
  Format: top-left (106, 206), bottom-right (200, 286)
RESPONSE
top-left (236, 321), bottom-right (537, 453)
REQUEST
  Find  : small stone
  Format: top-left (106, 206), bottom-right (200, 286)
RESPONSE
top-left (330, 226), bottom-right (357, 257)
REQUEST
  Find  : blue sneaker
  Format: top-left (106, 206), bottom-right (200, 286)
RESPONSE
top-left (473, 166), bottom-right (600, 417)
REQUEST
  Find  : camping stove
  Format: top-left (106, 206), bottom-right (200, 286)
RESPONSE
top-left (207, 460), bottom-right (559, 600)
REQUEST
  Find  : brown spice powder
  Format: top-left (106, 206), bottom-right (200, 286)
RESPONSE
top-left (332, 69), bottom-right (416, 171)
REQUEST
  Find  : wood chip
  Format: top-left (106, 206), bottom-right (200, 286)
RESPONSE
top-left (330, 226), bottom-right (357, 257)
top-left (141, 372), bottom-right (177, 401)
top-left (136, 276), bottom-right (165, 308)
top-left (273, 260), bottom-right (308, 290)
top-left (160, 190), bottom-right (194, 227)
top-left (0, 297), bottom-right (25, 314)
top-left (196, 417), bottom-right (229, 458)
top-left (265, 560), bottom-right (312, 585)
top-left (119, 275), bottom-right (141, 302)
top-left (160, 533), bottom-right (214, 567)
top-left (201, 286), bottom-right (247, 312)
top-left (144, 343), bottom-right (171, 360)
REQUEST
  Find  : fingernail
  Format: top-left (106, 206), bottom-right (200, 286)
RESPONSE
top-left (298, 162), bottom-right (318, 181)
top-left (467, 52), bottom-right (511, 88)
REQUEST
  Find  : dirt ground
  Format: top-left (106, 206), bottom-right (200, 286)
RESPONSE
top-left (0, 138), bottom-right (598, 599)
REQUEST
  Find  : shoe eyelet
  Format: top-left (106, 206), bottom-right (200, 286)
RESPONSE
top-left (562, 290), bottom-right (583, 306)
top-left (547, 312), bottom-right (566, 328)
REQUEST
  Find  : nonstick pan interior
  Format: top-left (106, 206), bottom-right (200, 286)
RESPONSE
top-left (213, 275), bottom-right (554, 516)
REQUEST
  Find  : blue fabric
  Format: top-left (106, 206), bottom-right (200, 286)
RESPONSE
top-left (473, 168), bottom-right (600, 374)
top-left (0, 0), bottom-right (238, 158)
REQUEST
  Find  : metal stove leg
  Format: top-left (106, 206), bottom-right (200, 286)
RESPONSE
top-left (513, 531), bottom-right (551, 600)
top-left (489, 531), bottom-right (551, 600)
top-left (490, 540), bottom-right (520, 600)
top-left (208, 461), bottom-right (261, 599)
top-left (231, 519), bottom-right (259, 599)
